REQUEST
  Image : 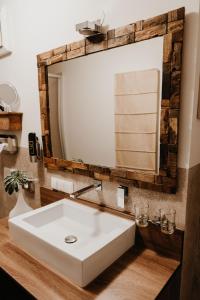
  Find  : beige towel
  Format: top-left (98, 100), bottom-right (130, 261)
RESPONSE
top-left (114, 69), bottom-right (159, 172)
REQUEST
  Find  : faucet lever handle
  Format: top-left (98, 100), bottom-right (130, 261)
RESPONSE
top-left (117, 185), bottom-right (128, 209)
top-left (118, 185), bottom-right (128, 196)
top-left (93, 180), bottom-right (102, 191)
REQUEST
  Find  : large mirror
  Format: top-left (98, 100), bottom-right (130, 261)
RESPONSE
top-left (48, 38), bottom-right (163, 174)
top-left (37, 7), bottom-right (184, 193)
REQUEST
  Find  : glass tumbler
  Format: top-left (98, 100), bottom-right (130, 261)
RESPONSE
top-left (160, 208), bottom-right (176, 234)
top-left (149, 207), bottom-right (161, 225)
top-left (134, 203), bottom-right (149, 227)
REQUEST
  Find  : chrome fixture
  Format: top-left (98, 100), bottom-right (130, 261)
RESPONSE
top-left (75, 14), bottom-right (107, 43)
top-left (117, 185), bottom-right (128, 209)
top-left (64, 235), bottom-right (78, 244)
top-left (76, 19), bottom-right (103, 36)
top-left (0, 134), bottom-right (17, 154)
top-left (22, 177), bottom-right (38, 193)
top-left (70, 181), bottom-right (102, 199)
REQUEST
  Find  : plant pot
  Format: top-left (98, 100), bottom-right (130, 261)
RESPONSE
top-left (9, 189), bottom-right (33, 219)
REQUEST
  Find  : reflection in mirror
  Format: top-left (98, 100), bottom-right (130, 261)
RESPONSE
top-left (48, 37), bottom-right (163, 174)
top-left (0, 82), bottom-right (19, 111)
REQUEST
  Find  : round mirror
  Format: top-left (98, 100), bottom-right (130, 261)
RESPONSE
top-left (0, 82), bottom-right (20, 112)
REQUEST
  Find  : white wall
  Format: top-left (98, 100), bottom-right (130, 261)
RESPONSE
top-left (49, 38), bottom-right (163, 168)
top-left (0, 0), bottom-right (199, 169)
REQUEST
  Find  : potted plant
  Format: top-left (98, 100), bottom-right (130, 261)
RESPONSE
top-left (4, 170), bottom-right (33, 218)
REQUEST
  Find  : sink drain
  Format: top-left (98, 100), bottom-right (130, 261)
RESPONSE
top-left (64, 235), bottom-right (78, 244)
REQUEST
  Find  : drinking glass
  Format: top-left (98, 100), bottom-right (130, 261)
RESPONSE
top-left (160, 208), bottom-right (176, 234)
top-left (150, 208), bottom-right (161, 225)
top-left (134, 202), bottom-right (149, 227)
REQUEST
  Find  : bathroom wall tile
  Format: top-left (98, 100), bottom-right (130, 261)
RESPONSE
top-left (44, 162), bottom-right (188, 229)
top-left (0, 147), bottom-right (188, 229)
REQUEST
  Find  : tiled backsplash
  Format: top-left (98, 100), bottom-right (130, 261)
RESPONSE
top-left (0, 148), bottom-right (188, 229)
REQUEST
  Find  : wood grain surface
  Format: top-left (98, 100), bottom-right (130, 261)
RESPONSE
top-left (0, 112), bottom-right (23, 130)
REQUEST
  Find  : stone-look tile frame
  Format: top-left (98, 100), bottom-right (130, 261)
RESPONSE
top-left (37, 7), bottom-right (185, 194)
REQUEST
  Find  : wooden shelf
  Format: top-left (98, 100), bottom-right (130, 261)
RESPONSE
top-left (0, 112), bottom-right (23, 131)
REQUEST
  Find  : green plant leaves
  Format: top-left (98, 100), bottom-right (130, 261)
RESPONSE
top-left (4, 170), bottom-right (29, 195)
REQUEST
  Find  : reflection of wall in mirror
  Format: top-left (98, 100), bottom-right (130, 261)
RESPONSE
top-left (48, 37), bottom-right (163, 168)
top-left (48, 75), bottom-right (64, 159)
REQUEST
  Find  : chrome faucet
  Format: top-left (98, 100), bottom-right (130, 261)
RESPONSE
top-left (70, 181), bottom-right (102, 199)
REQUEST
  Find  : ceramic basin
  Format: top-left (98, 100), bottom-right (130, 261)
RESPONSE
top-left (9, 199), bottom-right (135, 287)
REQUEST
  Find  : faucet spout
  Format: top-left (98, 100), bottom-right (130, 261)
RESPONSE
top-left (70, 181), bottom-right (102, 199)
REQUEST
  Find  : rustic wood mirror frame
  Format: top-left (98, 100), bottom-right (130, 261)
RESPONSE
top-left (37, 7), bottom-right (184, 194)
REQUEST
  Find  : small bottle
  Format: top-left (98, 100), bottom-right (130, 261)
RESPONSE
top-left (28, 132), bottom-right (37, 162)
top-left (36, 136), bottom-right (41, 160)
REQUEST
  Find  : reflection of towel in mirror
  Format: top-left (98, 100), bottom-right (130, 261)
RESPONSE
top-left (0, 99), bottom-right (11, 112)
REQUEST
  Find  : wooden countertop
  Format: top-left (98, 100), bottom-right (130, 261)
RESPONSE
top-left (0, 218), bottom-right (180, 300)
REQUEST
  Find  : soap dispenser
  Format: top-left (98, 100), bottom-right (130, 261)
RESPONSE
top-left (117, 185), bottom-right (128, 209)
top-left (28, 133), bottom-right (40, 162)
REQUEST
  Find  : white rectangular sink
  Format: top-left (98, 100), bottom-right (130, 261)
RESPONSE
top-left (9, 199), bottom-right (135, 287)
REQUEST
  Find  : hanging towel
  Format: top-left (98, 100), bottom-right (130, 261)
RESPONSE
top-left (114, 69), bottom-right (160, 173)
